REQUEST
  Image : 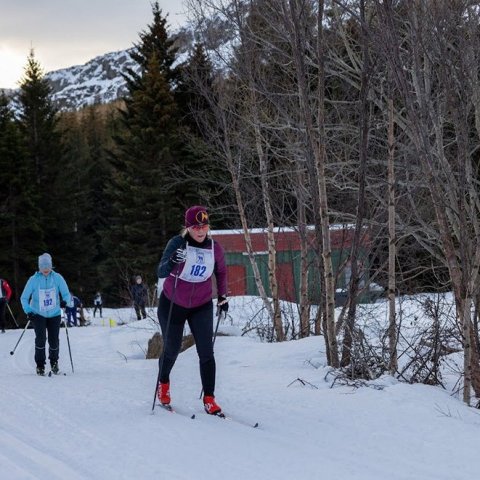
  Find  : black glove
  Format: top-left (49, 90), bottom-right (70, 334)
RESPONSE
top-left (170, 248), bottom-right (187, 264)
top-left (27, 312), bottom-right (35, 321)
top-left (60, 300), bottom-right (67, 308)
top-left (217, 296), bottom-right (229, 313)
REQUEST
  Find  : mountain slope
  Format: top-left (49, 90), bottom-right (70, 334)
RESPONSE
top-left (0, 12), bottom-right (242, 112)
top-left (46, 49), bottom-right (140, 110)
top-left (1, 19), bottom-right (236, 112)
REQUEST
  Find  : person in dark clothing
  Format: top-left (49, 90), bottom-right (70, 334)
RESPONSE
top-left (93, 291), bottom-right (103, 318)
top-left (65, 294), bottom-right (82, 326)
top-left (20, 253), bottom-right (71, 375)
top-left (130, 276), bottom-right (147, 320)
top-left (0, 277), bottom-right (13, 333)
top-left (156, 205), bottom-right (228, 415)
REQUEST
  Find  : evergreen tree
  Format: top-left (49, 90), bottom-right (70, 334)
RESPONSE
top-left (17, 50), bottom-right (63, 253)
top-left (126, 2), bottom-right (179, 88)
top-left (0, 92), bottom-right (43, 301)
top-left (108, 53), bottom-right (183, 291)
top-left (81, 105), bottom-right (116, 302)
top-left (18, 50), bottom-right (60, 184)
top-left (175, 43), bottom-right (233, 227)
top-left (54, 112), bottom-right (98, 298)
top-left (176, 43), bottom-right (214, 135)
top-left (106, 4), bottom-right (198, 295)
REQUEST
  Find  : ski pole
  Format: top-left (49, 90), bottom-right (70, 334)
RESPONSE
top-left (199, 307), bottom-right (224, 399)
top-left (9, 319), bottom-right (31, 355)
top-left (152, 272), bottom-right (179, 413)
top-left (64, 320), bottom-right (75, 373)
top-left (213, 308), bottom-right (224, 346)
top-left (7, 303), bottom-right (20, 328)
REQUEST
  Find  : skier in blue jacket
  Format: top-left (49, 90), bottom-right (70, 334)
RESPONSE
top-left (20, 253), bottom-right (72, 376)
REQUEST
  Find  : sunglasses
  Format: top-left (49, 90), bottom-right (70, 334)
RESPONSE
top-left (191, 224), bottom-right (209, 230)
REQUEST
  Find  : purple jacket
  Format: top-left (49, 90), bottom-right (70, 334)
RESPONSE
top-left (158, 234), bottom-right (227, 308)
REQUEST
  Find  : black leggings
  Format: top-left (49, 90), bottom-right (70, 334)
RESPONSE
top-left (157, 293), bottom-right (215, 396)
top-left (33, 314), bottom-right (61, 367)
top-left (134, 303), bottom-right (146, 320)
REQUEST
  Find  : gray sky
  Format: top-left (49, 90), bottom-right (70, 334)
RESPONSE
top-left (0, 0), bottom-right (187, 88)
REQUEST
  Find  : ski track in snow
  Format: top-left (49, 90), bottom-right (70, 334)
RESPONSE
top-left (0, 427), bottom-right (87, 480)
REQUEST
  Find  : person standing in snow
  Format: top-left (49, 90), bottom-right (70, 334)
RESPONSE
top-left (156, 205), bottom-right (228, 415)
top-left (0, 277), bottom-right (13, 333)
top-left (93, 291), bottom-right (103, 318)
top-left (20, 253), bottom-right (72, 376)
top-left (130, 275), bottom-right (148, 320)
top-left (65, 294), bottom-right (82, 327)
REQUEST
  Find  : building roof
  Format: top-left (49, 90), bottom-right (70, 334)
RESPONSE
top-left (211, 225), bottom-right (369, 253)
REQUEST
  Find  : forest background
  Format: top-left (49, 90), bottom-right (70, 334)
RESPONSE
top-left (2, 1), bottom-right (480, 404)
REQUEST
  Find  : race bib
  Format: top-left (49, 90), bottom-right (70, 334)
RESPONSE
top-left (178, 243), bottom-right (215, 283)
top-left (39, 287), bottom-right (57, 313)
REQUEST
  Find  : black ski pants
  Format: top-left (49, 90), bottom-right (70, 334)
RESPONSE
top-left (134, 302), bottom-right (146, 320)
top-left (33, 314), bottom-right (61, 367)
top-left (157, 293), bottom-right (216, 396)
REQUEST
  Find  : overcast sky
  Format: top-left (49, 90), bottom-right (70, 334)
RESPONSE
top-left (0, 0), bottom-right (187, 89)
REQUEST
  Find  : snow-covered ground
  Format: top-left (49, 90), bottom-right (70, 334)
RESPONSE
top-left (1, 296), bottom-right (479, 480)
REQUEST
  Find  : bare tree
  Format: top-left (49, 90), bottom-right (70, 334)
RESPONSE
top-left (337, 0), bottom-right (373, 367)
top-left (374, 0), bottom-right (480, 403)
top-left (185, 0), bottom-right (286, 339)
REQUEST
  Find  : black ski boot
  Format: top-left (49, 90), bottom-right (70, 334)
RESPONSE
top-left (36, 366), bottom-right (45, 376)
top-left (51, 361), bottom-right (59, 375)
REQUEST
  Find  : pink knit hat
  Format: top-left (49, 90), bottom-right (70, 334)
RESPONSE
top-left (185, 206), bottom-right (209, 227)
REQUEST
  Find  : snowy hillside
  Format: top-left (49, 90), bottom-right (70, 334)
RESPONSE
top-left (0, 17), bottom-right (237, 112)
top-left (0, 49), bottom-right (139, 112)
top-left (1, 296), bottom-right (479, 480)
top-left (46, 49), bottom-right (139, 110)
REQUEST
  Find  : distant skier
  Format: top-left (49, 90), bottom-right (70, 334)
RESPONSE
top-left (130, 276), bottom-right (148, 320)
top-left (20, 253), bottom-right (72, 376)
top-left (93, 291), bottom-right (103, 318)
top-left (0, 277), bottom-right (12, 333)
top-left (65, 294), bottom-right (82, 327)
top-left (156, 205), bottom-right (228, 415)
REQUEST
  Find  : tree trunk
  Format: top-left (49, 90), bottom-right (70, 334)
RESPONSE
top-left (341, 0), bottom-right (370, 367)
top-left (387, 97), bottom-right (398, 374)
top-left (284, 0), bottom-right (339, 365)
top-left (219, 108), bottom-right (276, 324)
top-left (231, 163), bottom-right (276, 324)
top-left (315, 0), bottom-right (339, 367)
top-left (251, 91), bottom-right (284, 341)
top-left (297, 171), bottom-right (310, 338)
top-left (458, 297), bottom-right (472, 405)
